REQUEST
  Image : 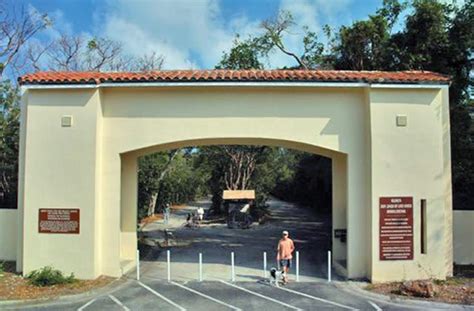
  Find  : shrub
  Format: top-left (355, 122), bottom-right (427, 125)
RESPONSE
top-left (26, 266), bottom-right (76, 286)
top-left (0, 261), bottom-right (4, 278)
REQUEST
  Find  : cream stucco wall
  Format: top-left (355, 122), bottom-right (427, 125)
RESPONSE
top-left (20, 89), bottom-right (102, 278)
top-left (0, 209), bottom-right (18, 261)
top-left (369, 87), bottom-right (453, 282)
top-left (453, 211), bottom-right (474, 265)
top-left (18, 83), bottom-right (452, 282)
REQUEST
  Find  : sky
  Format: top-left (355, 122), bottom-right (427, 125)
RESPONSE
top-left (16, 0), bottom-right (388, 70)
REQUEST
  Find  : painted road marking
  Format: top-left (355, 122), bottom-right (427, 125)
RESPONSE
top-left (275, 286), bottom-right (358, 310)
top-left (368, 300), bottom-right (383, 310)
top-left (77, 298), bottom-right (97, 311)
top-left (108, 294), bottom-right (130, 311)
top-left (218, 280), bottom-right (302, 311)
top-left (171, 281), bottom-right (242, 311)
top-left (138, 281), bottom-right (186, 311)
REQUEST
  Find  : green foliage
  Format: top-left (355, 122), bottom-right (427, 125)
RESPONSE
top-left (215, 35), bottom-right (264, 70)
top-left (26, 266), bottom-right (76, 287)
top-left (300, 27), bottom-right (326, 69)
top-left (274, 154), bottom-right (332, 211)
top-left (252, 147), bottom-right (301, 207)
top-left (216, 10), bottom-right (328, 70)
top-left (332, 0), bottom-right (405, 70)
top-left (0, 81), bottom-right (20, 209)
top-left (138, 151), bottom-right (175, 214)
top-left (137, 149), bottom-right (209, 219)
top-left (0, 261), bottom-right (4, 278)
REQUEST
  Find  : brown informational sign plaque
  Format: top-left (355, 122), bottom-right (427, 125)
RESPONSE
top-left (379, 197), bottom-right (413, 260)
top-left (38, 209), bottom-right (80, 234)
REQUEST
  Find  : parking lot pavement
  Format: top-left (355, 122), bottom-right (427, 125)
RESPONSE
top-left (11, 279), bottom-right (448, 311)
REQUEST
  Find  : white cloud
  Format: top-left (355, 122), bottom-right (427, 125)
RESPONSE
top-left (97, 0), bottom-right (236, 69)
top-left (102, 15), bottom-right (197, 69)
top-left (93, 0), bottom-right (351, 69)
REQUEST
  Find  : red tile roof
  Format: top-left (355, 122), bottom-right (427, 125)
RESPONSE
top-left (18, 70), bottom-right (450, 85)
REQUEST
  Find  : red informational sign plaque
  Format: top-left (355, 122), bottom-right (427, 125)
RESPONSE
top-left (39, 209), bottom-right (80, 234)
top-left (379, 197), bottom-right (413, 260)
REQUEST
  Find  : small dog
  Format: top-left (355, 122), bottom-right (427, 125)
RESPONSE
top-left (269, 267), bottom-right (285, 287)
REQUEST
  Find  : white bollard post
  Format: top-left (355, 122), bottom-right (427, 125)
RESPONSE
top-left (167, 250), bottom-right (171, 282)
top-left (231, 252), bottom-right (235, 282)
top-left (199, 253), bottom-right (203, 282)
top-left (327, 250), bottom-right (332, 282)
top-left (263, 252), bottom-right (267, 278)
top-left (136, 250), bottom-right (140, 281)
top-left (296, 251), bottom-right (300, 282)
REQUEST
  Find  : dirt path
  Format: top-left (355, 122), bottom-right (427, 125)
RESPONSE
top-left (139, 197), bottom-right (334, 282)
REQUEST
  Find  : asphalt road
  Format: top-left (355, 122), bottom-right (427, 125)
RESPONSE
top-left (140, 197), bottom-right (334, 282)
top-left (8, 278), bottom-right (459, 311)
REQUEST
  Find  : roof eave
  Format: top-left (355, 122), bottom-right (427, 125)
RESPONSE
top-left (19, 80), bottom-right (450, 90)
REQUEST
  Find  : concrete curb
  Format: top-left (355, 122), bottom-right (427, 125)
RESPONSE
top-left (0, 277), bottom-right (131, 309)
top-left (336, 281), bottom-right (474, 310)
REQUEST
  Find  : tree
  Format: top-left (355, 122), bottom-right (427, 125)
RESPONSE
top-left (0, 81), bottom-right (19, 208)
top-left (215, 35), bottom-right (263, 70)
top-left (0, 3), bottom-right (50, 77)
top-left (30, 34), bottom-right (164, 72)
top-left (138, 150), bottom-right (180, 217)
top-left (257, 11), bottom-right (326, 69)
top-left (216, 10), bottom-right (329, 70)
top-left (137, 148), bottom-right (210, 219)
top-left (387, 0), bottom-right (450, 72)
top-left (46, 33), bottom-right (83, 71)
top-left (332, 0), bottom-right (405, 70)
top-left (221, 146), bottom-right (266, 190)
top-left (132, 52), bottom-right (165, 72)
top-left (85, 37), bottom-right (124, 71)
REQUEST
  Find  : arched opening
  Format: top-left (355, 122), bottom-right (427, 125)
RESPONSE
top-left (120, 138), bottom-right (348, 281)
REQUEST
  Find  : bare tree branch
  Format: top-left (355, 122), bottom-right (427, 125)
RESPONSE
top-left (86, 37), bottom-right (123, 71)
top-left (0, 3), bottom-right (50, 76)
top-left (260, 11), bottom-right (308, 69)
top-left (47, 33), bottom-right (83, 71)
top-left (26, 41), bottom-right (51, 72)
top-left (131, 51), bottom-right (164, 71)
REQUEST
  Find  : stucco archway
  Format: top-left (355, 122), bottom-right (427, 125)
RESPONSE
top-left (16, 70), bottom-right (452, 283)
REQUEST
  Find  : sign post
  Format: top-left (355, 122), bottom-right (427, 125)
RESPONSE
top-left (263, 252), bottom-right (267, 278)
top-left (379, 197), bottom-right (414, 260)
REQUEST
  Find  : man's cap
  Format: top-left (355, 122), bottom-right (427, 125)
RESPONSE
top-left (282, 230), bottom-right (289, 235)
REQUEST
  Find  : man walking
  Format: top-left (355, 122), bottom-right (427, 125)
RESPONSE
top-left (277, 230), bottom-right (295, 284)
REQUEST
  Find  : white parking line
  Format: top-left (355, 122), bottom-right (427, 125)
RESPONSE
top-left (275, 286), bottom-right (358, 310)
top-left (108, 294), bottom-right (130, 311)
top-left (171, 281), bottom-right (242, 311)
top-left (218, 280), bottom-right (302, 311)
top-left (77, 298), bottom-right (97, 311)
top-left (138, 281), bottom-right (186, 311)
top-left (368, 300), bottom-right (383, 310)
